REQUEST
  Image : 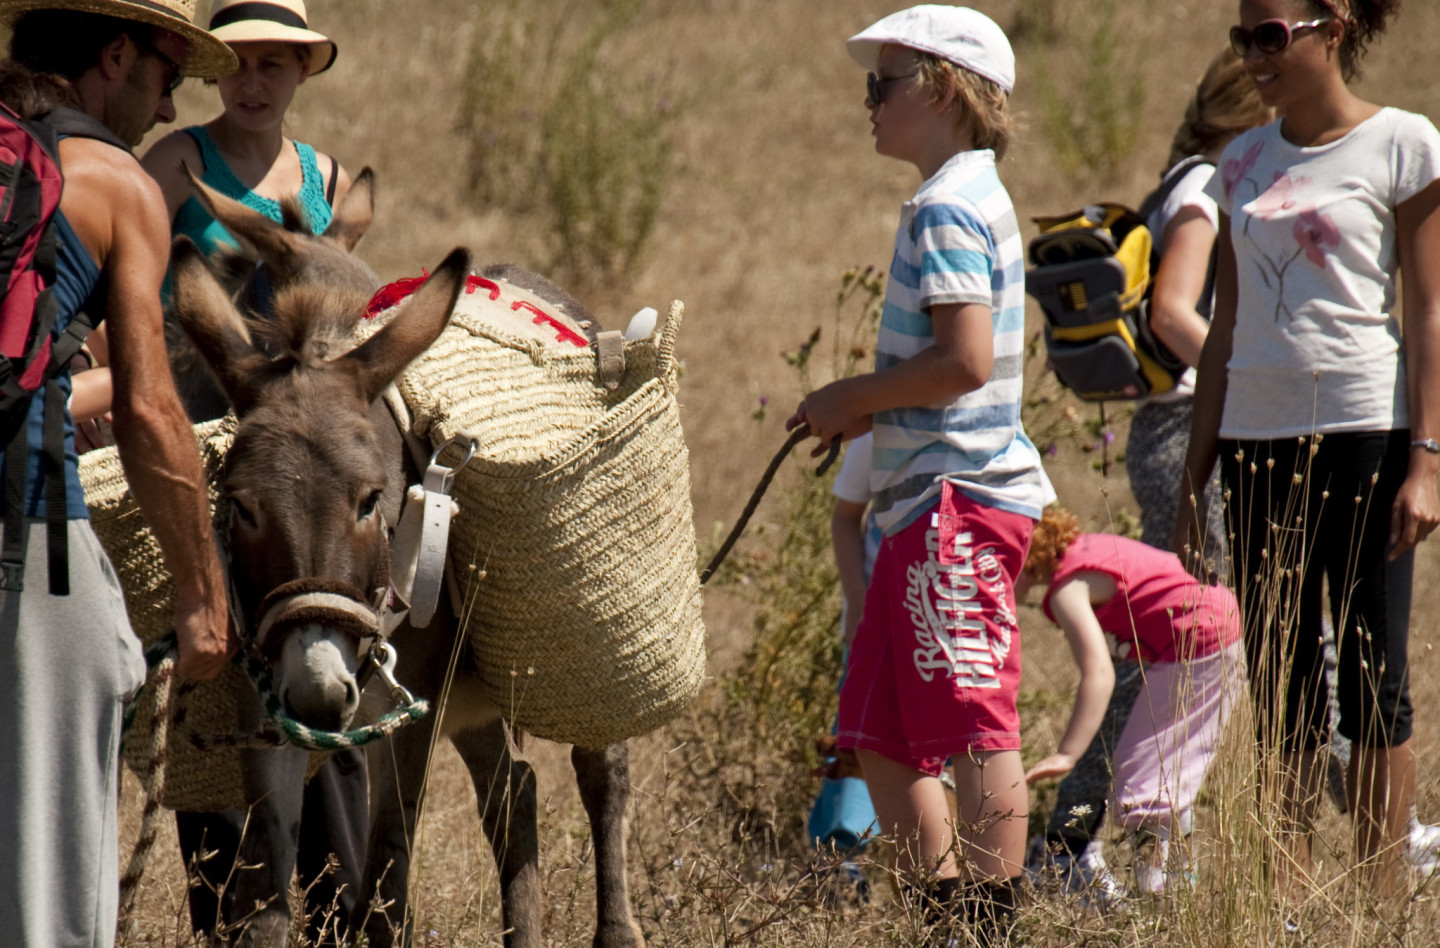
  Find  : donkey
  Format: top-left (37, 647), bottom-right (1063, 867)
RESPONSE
top-left (166, 172), bottom-right (646, 948)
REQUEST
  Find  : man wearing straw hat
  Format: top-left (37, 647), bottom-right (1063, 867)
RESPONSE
top-left (0, 3), bottom-right (236, 945)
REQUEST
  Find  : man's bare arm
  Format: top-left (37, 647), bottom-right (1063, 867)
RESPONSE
top-left (65, 141), bottom-right (232, 678)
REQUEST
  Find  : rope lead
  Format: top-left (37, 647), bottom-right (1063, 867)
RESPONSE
top-left (698, 423), bottom-right (841, 585)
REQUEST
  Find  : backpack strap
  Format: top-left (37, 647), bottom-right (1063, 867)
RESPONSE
top-left (38, 106), bottom-right (133, 155)
top-left (1137, 155), bottom-right (1213, 223)
top-left (0, 108), bottom-right (126, 594)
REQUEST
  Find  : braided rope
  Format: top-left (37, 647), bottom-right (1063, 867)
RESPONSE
top-left (232, 652), bottom-right (430, 751)
top-left (116, 646), bottom-right (176, 942)
top-left (128, 635), bottom-right (430, 751)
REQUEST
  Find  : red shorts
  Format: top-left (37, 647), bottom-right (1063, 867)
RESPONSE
top-left (837, 484), bottom-right (1033, 776)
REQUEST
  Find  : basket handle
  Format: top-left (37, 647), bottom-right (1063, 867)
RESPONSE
top-left (655, 300), bottom-right (684, 380)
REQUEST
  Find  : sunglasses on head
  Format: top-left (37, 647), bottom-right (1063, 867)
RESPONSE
top-left (136, 38), bottom-right (185, 97)
top-left (1228, 17), bottom-right (1333, 56)
top-left (866, 70), bottom-right (918, 106)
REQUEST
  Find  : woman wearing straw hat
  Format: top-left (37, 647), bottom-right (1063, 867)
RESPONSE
top-left (139, 4), bottom-right (366, 943)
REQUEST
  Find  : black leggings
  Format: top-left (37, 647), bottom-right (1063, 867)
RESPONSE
top-left (1221, 431), bottom-right (1413, 752)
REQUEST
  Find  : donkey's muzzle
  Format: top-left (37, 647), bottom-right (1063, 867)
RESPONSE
top-left (252, 579), bottom-right (380, 661)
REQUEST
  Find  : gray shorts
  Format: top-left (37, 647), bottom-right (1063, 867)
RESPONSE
top-left (0, 520), bottom-right (146, 948)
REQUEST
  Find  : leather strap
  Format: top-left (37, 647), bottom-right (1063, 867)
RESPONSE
top-left (596, 330), bottom-right (625, 390)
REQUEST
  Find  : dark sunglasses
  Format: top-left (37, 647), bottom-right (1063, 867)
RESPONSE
top-left (866, 70), bottom-right (918, 106)
top-left (136, 38), bottom-right (185, 97)
top-left (1228, 17), bottom-right (1332, 56)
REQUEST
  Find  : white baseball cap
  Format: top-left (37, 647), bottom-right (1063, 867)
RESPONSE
top-left (847, 5), bottom-right (1015, 95)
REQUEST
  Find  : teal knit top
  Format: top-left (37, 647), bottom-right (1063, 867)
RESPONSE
top-left (171, 125), bottom-right (333, 250)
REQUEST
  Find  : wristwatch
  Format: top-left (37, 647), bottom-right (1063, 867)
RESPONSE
top-left (1411, 438), bottom-right (1440, 454)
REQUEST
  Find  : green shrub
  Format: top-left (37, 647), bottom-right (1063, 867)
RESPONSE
top-left (459, 0), bottom-right (678, 291)
top-left (1032, 0), bottom-right (1148, 182)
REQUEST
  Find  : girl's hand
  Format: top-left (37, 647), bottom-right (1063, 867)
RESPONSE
top-left (1025, 753), bottom-right (1078, 784)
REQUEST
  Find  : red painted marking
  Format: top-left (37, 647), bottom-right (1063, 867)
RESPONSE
top-left (511, 300), bottom-right (589, 348)
top-left (363, 271), bottom-right (428, 318)
top-left (465, 275), bottom-right (501, 300)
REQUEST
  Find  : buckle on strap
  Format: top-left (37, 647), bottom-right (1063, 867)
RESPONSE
top-left (390, 437), bottom-right (474, 629)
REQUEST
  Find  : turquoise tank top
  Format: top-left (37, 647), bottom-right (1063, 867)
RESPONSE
top-left (170, 126), bottom-right (334, 250)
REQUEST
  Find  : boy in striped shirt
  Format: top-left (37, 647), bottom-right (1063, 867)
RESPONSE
top-left (788, 6), bottom-right (1052, 942)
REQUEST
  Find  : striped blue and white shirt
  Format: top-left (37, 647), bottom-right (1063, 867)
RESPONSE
top-left (870, 149), bottom-right (1054, 534)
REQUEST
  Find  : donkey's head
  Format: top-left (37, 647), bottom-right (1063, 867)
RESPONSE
top-left (170, 203), bottom-right (470, 730)
top-left (181, 161), bottom-right (380, 297)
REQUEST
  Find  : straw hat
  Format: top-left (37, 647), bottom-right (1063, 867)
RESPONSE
top-left (0, 0), bottom-right (237, 78)
top-left (207, 0), bottom-right (337, 76)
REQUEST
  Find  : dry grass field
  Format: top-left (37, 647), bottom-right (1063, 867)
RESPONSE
top-left (114, 1), bottom-right (1440, 945)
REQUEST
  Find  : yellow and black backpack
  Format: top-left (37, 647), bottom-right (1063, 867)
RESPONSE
top-left (1024, 157), bottom-right (1212, 402)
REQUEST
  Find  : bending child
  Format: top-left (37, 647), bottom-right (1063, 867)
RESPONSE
top-left (1019, 508), bottom-right (1244, 895)
top-left (791, 7), bottom-right (1053, 941)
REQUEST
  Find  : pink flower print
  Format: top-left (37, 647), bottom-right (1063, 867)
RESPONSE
top-left (1222, 140), bottom-right (1263, 200)
top-left (1293, 208), bottom-right (1340, 267)
top-left (1253, 171), bottom-right (1302, 219)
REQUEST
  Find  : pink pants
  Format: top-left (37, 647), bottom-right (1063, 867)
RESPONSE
top-left (1110, 641), bottom-right (1246, 832)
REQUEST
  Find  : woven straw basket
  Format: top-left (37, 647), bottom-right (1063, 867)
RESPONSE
top-left (385, 291), bottom-right (707, 748)
top-left (80, 418), bottom-right (323, 811)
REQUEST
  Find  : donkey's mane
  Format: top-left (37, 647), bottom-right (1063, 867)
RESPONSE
top-left (250, 283), bottom-right (373, 366)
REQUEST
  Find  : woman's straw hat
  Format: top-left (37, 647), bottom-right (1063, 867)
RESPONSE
top-left (0, 0), bottom-right (237, 77)
top-left (207, 0), bottom-right (337, 76)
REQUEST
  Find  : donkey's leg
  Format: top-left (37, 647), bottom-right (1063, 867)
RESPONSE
top-left (572, 742), bottom-right (645, 948)
top-left (359, 712), bottom-right (437, 946)
top-left (230, 744), bottom-right (309, 948)
top-left (451, 720), bottom-right (544, 948)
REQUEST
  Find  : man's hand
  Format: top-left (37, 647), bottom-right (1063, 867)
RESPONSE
top-left (1024, 752), bottom-right (1078, 784)
top-left (173, 593), bottom-right (235, 680)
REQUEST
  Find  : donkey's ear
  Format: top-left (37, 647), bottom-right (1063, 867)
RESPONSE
top-left (322, 167), bottom-right (374, 253)
top-left (169, 235), bottom-right (268, 414)
top-left (342, 247), bottom-right (469, 403)
top-left (181, 162), bottom-right (308, 274)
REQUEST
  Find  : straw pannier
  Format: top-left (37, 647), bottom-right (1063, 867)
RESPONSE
top-left (79, 417), bottom-right (323, 810)
top-left (377, 287), bottom-right (706, 748)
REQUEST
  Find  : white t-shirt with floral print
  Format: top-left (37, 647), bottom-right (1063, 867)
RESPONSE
top-left (1204, 107), bottom-right (1440, 438)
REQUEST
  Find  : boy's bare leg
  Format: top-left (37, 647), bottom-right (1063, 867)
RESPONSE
top-left (857, 750), bottom-right (957, 879)
top-left (951, 749), bottom-right (1028, 881)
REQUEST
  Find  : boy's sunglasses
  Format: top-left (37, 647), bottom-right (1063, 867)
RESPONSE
top-left (136, 38), bottom-right (185, 97)
top-left (866, 70), bottom-right (918, 106)
top-left (1228, 17), bottom-right (1332, 56)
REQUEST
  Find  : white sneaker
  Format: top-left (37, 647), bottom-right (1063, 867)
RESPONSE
top-left (1072, 841), bottom-right (1127, 909)
top-left (1132, 829), bottom-right (1197, 897)
top-left (1408, 816), bottom-right (1440, 875)
top-left (1025, 837), bottom-right (1126, 909)
top-left (1132, 831), bottom-right (1168, 897)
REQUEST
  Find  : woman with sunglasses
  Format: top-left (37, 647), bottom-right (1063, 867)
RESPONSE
top-left (1175, 0), bottom-right (1440, 902)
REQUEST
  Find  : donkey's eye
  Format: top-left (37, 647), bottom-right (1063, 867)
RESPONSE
top-left (358, 490), bottom-right (382, 521)
top-left (231, 498), bottom-right (258, 529)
